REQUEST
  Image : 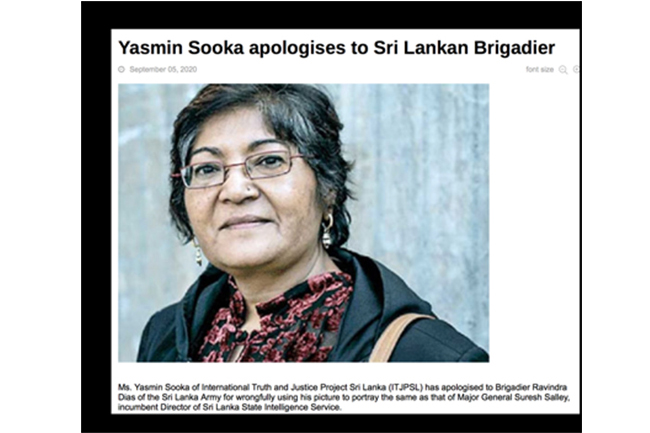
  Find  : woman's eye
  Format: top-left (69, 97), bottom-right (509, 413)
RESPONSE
top-left (194, 163), bottom-right (222, 177)
top-left (257, 154), bottom-right (286, 167)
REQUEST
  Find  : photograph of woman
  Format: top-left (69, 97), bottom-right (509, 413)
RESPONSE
top-left (125, 84), bottom-right (489, 363)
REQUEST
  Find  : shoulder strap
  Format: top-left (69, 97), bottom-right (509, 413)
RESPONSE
top-left (368, 313), bottom-right (436, 362)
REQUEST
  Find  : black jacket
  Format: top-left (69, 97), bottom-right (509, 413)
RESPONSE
top-left (137, 249), bottom-right (488, 362)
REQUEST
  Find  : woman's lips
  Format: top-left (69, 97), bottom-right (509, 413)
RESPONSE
top-left (220, 215), bottom-right (271, 230)
top-left (224, 221), bottom-right (269, 230)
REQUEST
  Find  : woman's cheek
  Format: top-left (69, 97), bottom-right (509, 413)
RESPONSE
top-left (185, 191), bottom-right (217, 234)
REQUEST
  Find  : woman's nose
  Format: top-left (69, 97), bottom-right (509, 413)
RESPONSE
top-left (217, 165), bottom-right (259, 203)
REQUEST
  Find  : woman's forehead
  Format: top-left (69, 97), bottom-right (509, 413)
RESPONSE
top-left (189, 108), bottom-right (298, 159)
top-left (197, 108), bottom-right (273, 142)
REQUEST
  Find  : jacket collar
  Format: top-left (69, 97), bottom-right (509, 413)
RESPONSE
top-left (174, 265), bottom-right (227, 361)
top-left (327, 249), bottom-right (434, 361)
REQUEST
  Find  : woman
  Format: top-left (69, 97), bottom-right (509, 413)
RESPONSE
top-left (137, 84), bottom-right (488, 362)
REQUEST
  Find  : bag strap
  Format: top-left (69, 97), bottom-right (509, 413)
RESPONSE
top-left (368, 313), bottom-right (436, 362)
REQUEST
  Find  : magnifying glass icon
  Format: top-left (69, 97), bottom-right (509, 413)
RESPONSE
top-left (559, 65), bottom-right (568, 75)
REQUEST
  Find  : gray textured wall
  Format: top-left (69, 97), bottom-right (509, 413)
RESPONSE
top-left (118, 84), bottom-right (489, 362)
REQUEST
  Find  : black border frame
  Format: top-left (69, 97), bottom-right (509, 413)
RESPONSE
top-left (82, 2), bottom-right (581, 432)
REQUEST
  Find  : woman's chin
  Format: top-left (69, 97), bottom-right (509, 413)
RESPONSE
top-left (209, 245), bottom-right (282, 274)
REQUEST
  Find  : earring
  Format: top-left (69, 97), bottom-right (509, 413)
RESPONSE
top-left (322, 213), bottom-right (334, 249)
top-left (192, 238), bottom-right (203, 266)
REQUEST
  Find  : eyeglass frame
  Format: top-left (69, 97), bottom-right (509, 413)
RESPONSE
top-left (171, 150), bottom-right (311, 189)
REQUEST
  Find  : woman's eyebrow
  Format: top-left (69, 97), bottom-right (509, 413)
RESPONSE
top-left (189, 139), bottom-right (288, 160)
top-left (247, 138), bottom-right (289, 152)
top-left (189, 146), bottom-right (223, 159)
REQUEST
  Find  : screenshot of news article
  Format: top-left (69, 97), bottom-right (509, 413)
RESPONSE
top-left (112, 29), bottom-right (579, 415)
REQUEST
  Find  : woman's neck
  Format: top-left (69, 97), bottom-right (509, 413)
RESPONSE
top-left (231, 246), bottom-right (340, 331)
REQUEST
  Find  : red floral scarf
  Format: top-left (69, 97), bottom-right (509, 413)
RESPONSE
top-left (196, 271), bottom-right (353, 362)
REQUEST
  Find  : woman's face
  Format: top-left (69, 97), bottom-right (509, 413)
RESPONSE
top-left (185, 107), bottom-right (326, 276)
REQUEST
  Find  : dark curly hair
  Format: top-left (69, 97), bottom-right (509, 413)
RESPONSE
top-left (169, 84), bottom-right (353, 248)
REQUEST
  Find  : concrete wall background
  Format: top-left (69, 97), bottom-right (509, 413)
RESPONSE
top-left (118, 84), bottom-right (489, 362)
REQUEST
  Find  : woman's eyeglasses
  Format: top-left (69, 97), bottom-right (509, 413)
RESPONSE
top-left (172, 150), bottom-right (308, 189)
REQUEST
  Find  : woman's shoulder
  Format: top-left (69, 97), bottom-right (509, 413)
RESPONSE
top-left (137, 267), bottom-right (230, 362)
top-left (331, 249), bottom-right (489, 362)
top-left (390, 317), bottom-right (489, 362)
top-left (137, 303), bottom-right (181, 362)
top-left (145, 302), bottom-right (178, 330)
